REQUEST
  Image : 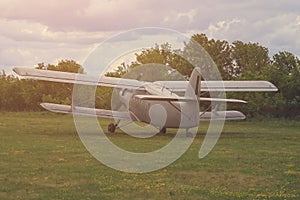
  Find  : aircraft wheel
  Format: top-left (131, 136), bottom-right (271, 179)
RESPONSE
top-left (186, 131), bottom-right (194, 138)
top-left (108, 123), bottom-right (116, 133)
top-left (160, 127), bottom-right (166, 134)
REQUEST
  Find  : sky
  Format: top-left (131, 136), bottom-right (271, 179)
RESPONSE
top-left (0, 0), bottom-right (299, 73)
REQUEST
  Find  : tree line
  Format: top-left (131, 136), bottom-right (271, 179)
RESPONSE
top-left (0, 34), bottom-right (299, 118)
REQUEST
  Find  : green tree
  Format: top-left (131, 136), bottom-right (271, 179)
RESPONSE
top-left (35, 60), bottom-right (84, 106)
top-left (231, 41), bottom-right (270, 79)
top-left (191, 34), bottom-right (233, 80)
top-left (105, 62), bottom-right (129, 78)
top-left (268, 51), bottom-right (300, 117)
top-left (36, 59), bottom-right (84, 73)
top-left (106, 43), bottom-right (190, 80)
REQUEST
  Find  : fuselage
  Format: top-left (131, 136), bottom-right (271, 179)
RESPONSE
top-left (118, 83), bottom-right (199, 129)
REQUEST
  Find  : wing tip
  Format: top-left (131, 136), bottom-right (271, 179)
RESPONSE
top-left (12, 67), bottom-right (22, 75)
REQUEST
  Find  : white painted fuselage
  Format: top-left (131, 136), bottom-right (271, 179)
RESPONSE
top-left (120, 83), bottom-right (199, 129)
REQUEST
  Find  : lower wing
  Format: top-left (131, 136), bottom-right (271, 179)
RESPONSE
top-left (199, 110), bottom-right (245, 121)
top-left (134, 95), bottom-right (247, 104)
top-left (41, 103), bottom-right (131, 120)
top-left (41, 103), bottom-right (245, 122)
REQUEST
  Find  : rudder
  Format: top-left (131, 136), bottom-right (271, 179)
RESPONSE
top-left (186, 67), bottom-right (202, 98)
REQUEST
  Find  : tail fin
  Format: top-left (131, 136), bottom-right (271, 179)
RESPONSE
top-left (186, 67), bottom-right (202, 98)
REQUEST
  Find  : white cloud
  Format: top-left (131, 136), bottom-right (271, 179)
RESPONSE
top-left (0, 19), bottom-right (113, 44)
top-left (0, 0), bottom-right (299, 73)
top-left (0, 18), bottom-right (114, 72)
top-left (193, 12), bottom-right (300, 56)
top-left (205, 19), bottom-right (243, 39)
top-left (177, 9), bottom-right (198, 23)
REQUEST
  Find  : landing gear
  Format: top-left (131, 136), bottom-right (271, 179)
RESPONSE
top-left (108, 123), bottom-right (116, 133)
top-left (159, 127), bottom-right (166, 134)
top-left (108, 120), bottom-right (121, 133)
top-left (186, 129), bottom-right (194, 138)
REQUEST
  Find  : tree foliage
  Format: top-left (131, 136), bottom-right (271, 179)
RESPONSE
top-left (191, 34), bottom-right (233, 80)
top-left (0, 60), bottom-right (80, 111)
top-left (0, 35), bottom-right (299, 118)
top-left (105, 34), bottom-right (300, 118)
top-left (36, 59), bottom-right (84, 73)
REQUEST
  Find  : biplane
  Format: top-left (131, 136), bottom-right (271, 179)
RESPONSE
top-left (13, 67), bottom-right (277, 137)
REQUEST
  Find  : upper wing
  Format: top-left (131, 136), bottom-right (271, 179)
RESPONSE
top-left (155, 80), bottom-right (278, 92)
top-left (14, 67), bottom-right (277, 92)
top-left (41, 103), bottom-right (131, 120)
top-left (13, 67), bottom-right (144, 90)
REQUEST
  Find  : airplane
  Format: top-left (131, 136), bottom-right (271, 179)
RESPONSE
top-left (13, 67), bottom-right (277, 137)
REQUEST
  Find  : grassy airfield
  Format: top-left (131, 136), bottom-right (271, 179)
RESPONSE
top-left (0, 112), bottom-right (299, 199)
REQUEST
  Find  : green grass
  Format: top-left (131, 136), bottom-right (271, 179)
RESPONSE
top-left (0, 112), bottom-right (299, 199)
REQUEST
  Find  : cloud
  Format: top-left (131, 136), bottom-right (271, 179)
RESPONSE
top-left (199, 13), bottom-right (300, 56)
top-left (0, 37), bottom-right (94, 69)
top-left (1, 0), bottom-right (299, 33)
top-left (0, 0), bottom-right (90, 31)
top-left (0, 0), bottom-right (299, 73)
top-left (0, 18), bottom-right (112, 71)
top-left (0, 18), bottom-right (113, 44)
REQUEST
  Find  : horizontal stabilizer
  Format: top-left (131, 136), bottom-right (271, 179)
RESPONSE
top-left (135, 95), bottom-right (247, 104)
top-left (199, 111), bottom-right (246, 121)
top-left (40, 103), bottom-right (131, 120)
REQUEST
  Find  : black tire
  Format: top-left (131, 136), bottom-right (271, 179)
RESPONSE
top-left (186, 132), bottom-right (193, 138)
top-left (108, 123), bottom-right (116, 133)
top-left (160, 127), bottom-right (167, 134)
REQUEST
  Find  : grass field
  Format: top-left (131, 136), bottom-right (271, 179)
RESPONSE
top-left (0, 112), bottom-right (299, 199)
